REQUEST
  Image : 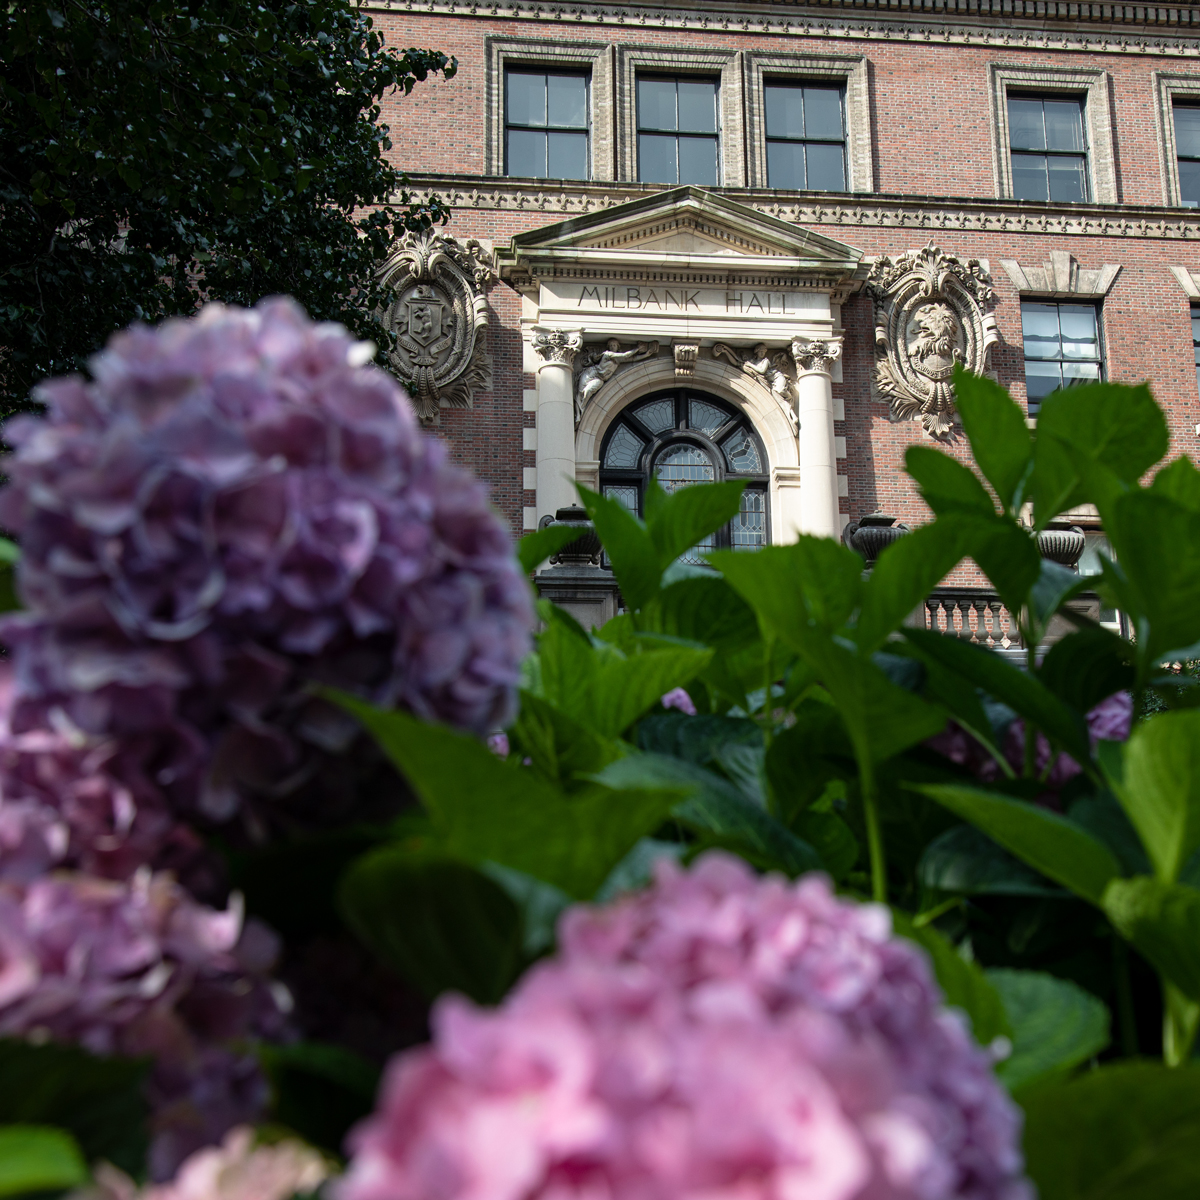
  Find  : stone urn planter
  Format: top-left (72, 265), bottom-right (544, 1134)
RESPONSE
top-left (541, 504), bottom-right (602, 566)
top-left (1036, 520), bottom-right (1086, 569)
top-left (843, 511), bottom-right (911, 567)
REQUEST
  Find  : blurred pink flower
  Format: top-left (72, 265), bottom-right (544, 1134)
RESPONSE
top-left (486, 732), bottom-right (510, 757)
top-left (340, 853), bottom-right (1029, 1200)
top-left (659, 687), bottom-right (697, 716)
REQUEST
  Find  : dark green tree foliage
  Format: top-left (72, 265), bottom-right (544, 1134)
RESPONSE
top-left (0, 0), bottom-right (455, 415)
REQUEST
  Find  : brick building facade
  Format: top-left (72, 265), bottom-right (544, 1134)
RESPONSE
top-left (367, 0), bottom-right (1200, 615)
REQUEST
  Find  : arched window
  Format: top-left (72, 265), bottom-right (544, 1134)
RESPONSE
top-left (599, 390), bottom-right (769, 563)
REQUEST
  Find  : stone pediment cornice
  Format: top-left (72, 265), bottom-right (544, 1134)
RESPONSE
top-left (365, 1), bottom-right (1200, 58)
top-left (404, 174), bottom-right (1200, 249)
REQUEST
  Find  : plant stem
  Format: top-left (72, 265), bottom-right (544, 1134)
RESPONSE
top-left (914, 897), bottom-right (960, 928)
top-left (1023, 636), bottom-right (1038, 778)
top-left (1163, 982), bottom-right (1200, 1067)
top-left (1112, 936), bottom-right (1139, 1058)
top-left (860, 754), bottom-right (887, 904)
top-left (761, 635), bottom-right (774, 749)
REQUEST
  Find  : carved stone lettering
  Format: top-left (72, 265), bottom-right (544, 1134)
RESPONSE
top-left (380, 230), bottom-right (497, 423)
top-left (867, 243), bottom-right (998, 440)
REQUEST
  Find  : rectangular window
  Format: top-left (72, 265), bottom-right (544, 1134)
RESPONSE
top-left (1175, 104), bottom-right (1200, 208)
top-left (1008, 95), bottom-right (1088, 203)
top-left (1192, 305), bottom-right (1200, 395)
top-left (763, 83), bottom-right (846, 192)
top-left (637, 76), bottom-right (719, 186)
top-left (1021, 301), bottom-right (1102, 416)
top-left (505, 70), bottom-right (589, 180)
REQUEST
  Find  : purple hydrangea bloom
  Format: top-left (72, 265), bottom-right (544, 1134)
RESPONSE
top-left (340, 853), bottom-right (1029, 1200)
top-left (0, 299), bottom-right (534, 824)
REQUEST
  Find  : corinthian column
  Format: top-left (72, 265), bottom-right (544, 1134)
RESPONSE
top-left (530, 328), bottom-right (583, 523)
top-left (791, 337), bottom-right (843, 540)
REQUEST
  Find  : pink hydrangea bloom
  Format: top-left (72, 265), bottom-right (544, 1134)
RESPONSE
top-left (71, 1126), bottom-right (330, 1200)
top-left (340, 854), bottom-right (1029, 1200)
top-left (0, 299), bottom-right (534, 824)
top-left (659, 687), bottom-right (697, 716)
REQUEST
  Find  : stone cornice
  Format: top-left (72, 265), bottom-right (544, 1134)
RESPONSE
top-left (365, 0), bottom-right (1200, 58)
top-left (401, 174), bottom-right (1200, 242)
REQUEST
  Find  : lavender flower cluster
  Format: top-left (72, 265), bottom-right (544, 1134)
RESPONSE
top-left (0, 298), bottom-right (533, 826)
top-left (340, 853), bottom-right (1029, 1200)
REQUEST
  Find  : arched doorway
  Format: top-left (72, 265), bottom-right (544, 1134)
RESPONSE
top-left (598, 390), bottom-right (769, 562)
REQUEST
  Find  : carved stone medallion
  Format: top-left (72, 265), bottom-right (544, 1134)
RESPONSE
top-left (866, 243), bottom-right (998, 440)
top-left (379, 230), bottom-right (497, 423)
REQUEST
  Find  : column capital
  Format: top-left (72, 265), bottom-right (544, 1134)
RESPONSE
top-left (530, 328), bottom-right (583, 369)
top-left (791, 335), bottom-right (843, 378)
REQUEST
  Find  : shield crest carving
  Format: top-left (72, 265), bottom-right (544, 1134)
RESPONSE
top-left (406, 285), bottom-right (444, 346)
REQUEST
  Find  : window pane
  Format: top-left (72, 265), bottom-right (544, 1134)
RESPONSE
top-left (604, 485), bottom-right (638, 514)
top-left (722, 429), bottom-right (762, 473)
top-left (731, 490), bottom-right (767, 550)
top-left (1062, 361), bottom-right (1101, 385)
top-left (1011, 153), bottom-right (1049, 202)
top-left (1077, 532), bottom-right (1114, 577)
top-left (604, 424), bottom-right (645, 469)
top-left (507, 72), bottom-right (546, 127)
top-left (633, 398), bottom-right (676, 434)
top-left (639, 133), bottom-right (678, 184)
top-left (1043, 99), bottom-right (1085, 152)
top-left (766, 140), bottom-right (805, 189)
top-left (689, 400), bottom-right (727, 436)
top-left (1025, 360), bottom-right (1062, 412)
top-left (546, 75), bottom-right (586, 129)
top-left (1192, 309), bottom-right (1200, 346)
top-left (678, 136), bottom-right (718, 185)
top-left (764, 85), bottom-right (804, 139)
top-left (655, 443), bottom-right (716, 490)
top-left (677, 80), bottom-right (717, 133)
top-left (1175, 105), bottom-right (1200, 158)
top-left (547, 131), bottom-right (587, 180)
top-left (1179, 159), bottom-right (1200, 208)
top-left (1057, 305), bottom-right (1099, 359)
top-left (507, 129), bottom-right (546, 177)
top-left (803, 87), bottom-right (843, 140)
top-left (1021, 303), bottom-right (1061, 358)
top-left (805, 142), bottom-right (846, 192)
top-left (1008, 98), bottom-right (1046, 150)
top-left (638, 78), bottom-right (677, 131)
top-left (1047, 155), bottom-right (1087, 203)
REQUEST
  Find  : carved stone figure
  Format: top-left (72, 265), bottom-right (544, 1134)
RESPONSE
top-left (573, 339), bottom-right (659, 423)
top-left (379, 230), bottom-right (497, 423)
top-left (867, 243), bottom-right (998, 440)
top-left (712, 342), bottom-right (797, 430)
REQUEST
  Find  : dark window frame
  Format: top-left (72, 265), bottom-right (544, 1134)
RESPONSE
top-left (762, 79), bottom-right (848, 193)
top-left (1020, 299), bottom-right (1105, 417)
top-left (1007, 91), bottom-right (1090, 204)
top-left (1174, 102), bottom-right (1200, 209)
top-left (635, 74), bottom-right (722, 186)
top-left (1191, 303), bottom-right (1200, 396)
top-left (599, 391), bottom-right (769, 558)
top-left (504, 68), bottom-right (591, 180)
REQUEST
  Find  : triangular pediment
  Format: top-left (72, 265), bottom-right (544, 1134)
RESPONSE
top-left (498, 187), bottom-right (862, 281)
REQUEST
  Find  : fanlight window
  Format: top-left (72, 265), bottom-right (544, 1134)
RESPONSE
top-left (599, 391), bottom-right (769, 563)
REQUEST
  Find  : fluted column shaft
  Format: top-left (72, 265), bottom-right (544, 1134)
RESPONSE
top-left (791, 337), bottom-right (843, 540)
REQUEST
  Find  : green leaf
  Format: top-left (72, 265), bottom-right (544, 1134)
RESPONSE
top-left (904, 445), bottom-right (996, 515)
top-left (1027, 558), bottom-right (1092, 641)
top-left (986, 969), bottom-right (1110, 1093)
top-left (1106, 491), bottom-right (1200, 664)
top-left (258, 1042), bottom-right (380, 1154)
top-left (892, 913), bottom-right (1011, 1045)
top-left (1102, 710), bottom-right (1200, 883)
top-left (538, 622), bottom-right (712, 739)
top-left (646, 478), bottom-right (746, 567)
top-left (336, 697), bottom-right (680, 897)
top-left (1021, 1062), bottom-right (1200, 1200)
top-left (952, 365), bottom-right (1034, 513)
top-left (638, 575), bottom-right (759, 651)
top-left (1150, 455), bottom-right (1200, 512)
top-left (792, 809), bottom-right (859, 881)
top-left (764, 702), bottom-right (854, 823)
top-left (1102, 877), bottom-right (1200, 1001)
top-left (517, 524), bottom-right (592, 574)
top-left (577, 484), bottom-right (660, 610)
top-left (919, 824), bottom-right (1065, 897)
top-left (1038, 626), bottom-right (1135, 714)
top-left (0, 1125), bottom-right (87, 1197)
top-left (340, 846), bottom-right (523, 1003)
top-left (508, 690), bottom-right (624, 791)
top-left (595, 754), bottom-right (821, 877)
top-left (915, 783), bottom-right (1121, 904)
top-left (902, 627), bottom-right (1092, 765)
top-left (855, 519), bottom-right (971, 653)
top-left (0, 1040), bottom-right (147, 1175)
top-left (709, 539), bottom-right (863, 648)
